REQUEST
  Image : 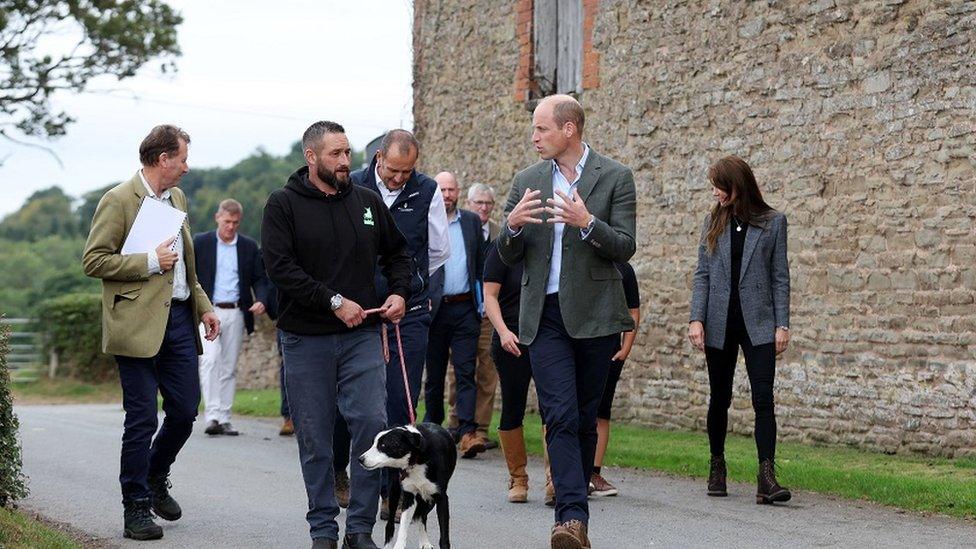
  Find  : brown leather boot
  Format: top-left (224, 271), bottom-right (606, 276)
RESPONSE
top-left (459, 431), bottom-right (487, 459)
top-left (498, 428), bottom-right (528, 503)
top-left (756, 459), bottom-right (791, 504)
top-left (551, 519), bottom-right (590, 549)
top-left (542, 425), bottom-right (555, 507)
top-left (707, 455), bottom-right (727, 497)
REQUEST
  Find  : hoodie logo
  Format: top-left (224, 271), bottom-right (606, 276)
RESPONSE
top-left (363, 207), bottom-right (374, 226)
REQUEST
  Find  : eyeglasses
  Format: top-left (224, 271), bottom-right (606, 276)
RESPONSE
top-left (471, 200), bottom-right (495, 207)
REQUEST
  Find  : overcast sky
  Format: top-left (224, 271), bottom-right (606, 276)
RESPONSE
top-left (0, 0), bottom-right (414, 216)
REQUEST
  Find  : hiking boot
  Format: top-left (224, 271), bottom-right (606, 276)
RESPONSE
top-left (279, 417), bottom-right (295, 436)
top-left (341, 532), bottom-right (379, 549)
top-left (335, 469), bottom-right (350, 508)
top-left (708, 455), bottom-right (728, 497)
top-left (459, 431), bottom-right (486, 459)
top-left (204, 419), bottom-right (223, 436)
top-left (220, 422), bottom-right (239, 436)
top-left (551, 519), bottom-right (590, 549)
top-left (147, 473), bottom-right (182, 521)
top-left (380, 497), bottom-right (401, 523)
top-left (123, 499), bottom-right (163, 540)
top-left (756, 459), bottom-right (791, 504)
top-left (589, 473), bottom-right (618, 497)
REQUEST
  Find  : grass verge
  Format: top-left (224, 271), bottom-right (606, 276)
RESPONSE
top-left (11, 377), bottom-right (120, 404)
top-left (0, 506), bottom-right (80, 549)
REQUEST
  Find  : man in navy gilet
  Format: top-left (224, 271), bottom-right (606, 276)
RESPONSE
top-left (332, 129), bottom-right (450, 513)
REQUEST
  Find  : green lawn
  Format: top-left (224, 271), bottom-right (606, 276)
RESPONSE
top-left (12, 382), bottom-right (976, 518)
top-left (0, 506), bottom-right (80, 549)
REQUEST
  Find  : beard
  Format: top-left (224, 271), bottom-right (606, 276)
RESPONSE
top-left (315, 163), bottom-right (350, 191)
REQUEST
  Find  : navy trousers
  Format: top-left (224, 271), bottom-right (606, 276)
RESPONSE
top-left (277, 330), bottom-right (289, 418)
top-left (115, 299), bottom-right (200, 503)
top-left (529, 294), bottom-right (616, 525)
top-left (423, 300), bottom-right (480, 437)
top-left (333, 309), bottom-right (430, 473)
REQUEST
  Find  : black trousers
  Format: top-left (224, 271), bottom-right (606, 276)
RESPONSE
top-left (490, 332), bottom-right (534, 431)
top-left (704, 302), bottom-right (777, 463)
top-left (423, 300), bottom-right (480, 437)
top-left (115, 300), bottom-right (200, 502)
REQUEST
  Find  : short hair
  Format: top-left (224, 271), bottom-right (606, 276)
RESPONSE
top-left (139, 125), bottom-right (190, 166)
top-left (216, 198), bottom-right (243, 216)
top-left (552, 99), bottom-right (585, 135)
top-left (302, 121), bottom-right (346, 152)
top-left (467, 183), bottom-right (496, 201)
top-left (380, 129), bottom-right (420, 157)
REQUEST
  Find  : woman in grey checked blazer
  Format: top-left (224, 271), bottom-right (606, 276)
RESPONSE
top-left (688, 155), bottom-right (792, 505)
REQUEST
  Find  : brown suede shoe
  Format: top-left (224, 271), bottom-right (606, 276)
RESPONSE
top-left (459, 431), bottom-right (487, 459)
top-left (279, 417), bottom-right (294, 436)
top-left (334, 469), bottom-right (350, 509)
top-left (551, 520), bottom-right (590, 549)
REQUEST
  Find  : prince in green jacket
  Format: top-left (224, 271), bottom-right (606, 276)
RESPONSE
top-left (82, 125), bottom-right (218, 541)
top-left (497, 95), bottom-right (636, 549)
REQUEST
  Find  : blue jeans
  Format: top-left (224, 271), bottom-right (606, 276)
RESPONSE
top-left (277, 330), bottom-right (289, 418)
top-left (115, 299), bottom-right (200, 503)
top-left (530, 294), bottom-right (616, 525)
top-left (423, 300), bottom-right (480, 436)
top-left (280, 327), bottom-right (387, 541)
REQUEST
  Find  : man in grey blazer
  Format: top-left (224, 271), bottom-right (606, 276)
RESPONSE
top-left (497, 95), bottom-right (636, 549)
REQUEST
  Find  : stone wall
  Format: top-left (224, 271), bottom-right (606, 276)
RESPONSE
top-left (412, 0), bottom-right (976, 456)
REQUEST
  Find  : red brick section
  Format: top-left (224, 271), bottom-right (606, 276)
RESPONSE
top-left (582, 0), bottom-right (600, 90)
top-left (514, 0), bottom-right (534, 101)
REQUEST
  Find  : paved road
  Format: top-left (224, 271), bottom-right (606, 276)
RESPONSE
top-left (16, 404), bottom-right (976, 548)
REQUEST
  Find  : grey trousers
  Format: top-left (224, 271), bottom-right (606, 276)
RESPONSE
top-left (280, 326), bottom-right (387, 541)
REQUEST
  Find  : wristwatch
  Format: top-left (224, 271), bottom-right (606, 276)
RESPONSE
top-left (330, 294), bottom-right (343, 311)
top-left (586, 215), bottom-right (596, 232)
top-left (777, 326), bottom-right (789, 331)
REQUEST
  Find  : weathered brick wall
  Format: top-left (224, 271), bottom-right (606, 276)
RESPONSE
top-left (412, 0), bottom-right (976, 456)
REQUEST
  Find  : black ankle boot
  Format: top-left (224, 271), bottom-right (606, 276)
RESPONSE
top-left (756, 459), bottom-right (791, 504)
top-left (342, 532), bottom-right (379, 549)
top-left (707, 455), bottom-right (727, 497)
top-left (148, 473), bottom-right (182, 521)
top-left (123, 499), bottom-right (163, 540)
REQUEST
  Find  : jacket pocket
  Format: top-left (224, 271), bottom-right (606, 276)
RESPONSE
top-left (590, 267), bottom-right (622, 281)
top-left (112, 282), bottom-right (142, 308)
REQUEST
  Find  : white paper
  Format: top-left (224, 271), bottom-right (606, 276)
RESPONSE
top-left (121, 198), bottom-right (187, 255)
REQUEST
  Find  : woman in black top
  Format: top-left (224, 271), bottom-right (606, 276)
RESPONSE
top-left (589, 261), bottom-right (641, 498)
top-left (483, 242), bottom-right (542, 504)
top-left (688, 155), bottom-right (791, 504)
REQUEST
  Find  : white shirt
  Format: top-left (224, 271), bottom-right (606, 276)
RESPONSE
top-left (212, 234), bottom-right (239, 304)
top-left (140, 170), bottom-right (190, 301)
top-left (374, 165), bottom-right (451, 275)
top-left (482, 221), bottom-right (490, 241)
top-left (546, 144), bottom-right (591, 295)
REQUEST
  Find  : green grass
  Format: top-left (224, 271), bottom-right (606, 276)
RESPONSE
top-left (15, 384), bottom-right (976, 518)
top-left (0, 506), bottom-right (80, 548)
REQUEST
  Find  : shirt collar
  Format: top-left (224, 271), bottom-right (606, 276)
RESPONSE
top-left (551, 143), bottom-right (590, 179)
top-left (217, 233), bottom-right (238, 246)
top-left (138, 169), bottom-right (172, 200)
top-left (448, 209), bottom-right (461, 223)
top-left (374, 164), bottom-right (403, 197)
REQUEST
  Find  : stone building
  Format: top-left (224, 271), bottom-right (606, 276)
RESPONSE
top-left (409, 0), bottom-right (976, 456)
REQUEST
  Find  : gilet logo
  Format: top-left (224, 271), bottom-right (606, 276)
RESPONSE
top-left (363, 207), bottom-right (374, 226)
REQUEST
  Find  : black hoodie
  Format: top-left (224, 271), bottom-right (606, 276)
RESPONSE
top-left (261, 166), bottom-right (412, 334)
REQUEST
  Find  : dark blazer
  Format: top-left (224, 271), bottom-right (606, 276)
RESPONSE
top-left (193, 230), bottom-right (272, 334)
top-left (690, 212), bottom-right (790, 348)
top-left (497, 149), bottom-right (637, 345)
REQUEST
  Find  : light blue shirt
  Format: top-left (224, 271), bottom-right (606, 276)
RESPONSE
top-left (212, 234), bottom-right (240, 304)
top-left (546, 144), bottom-right (590, 295)
top-left (443, 210), bottom-right (470, 296)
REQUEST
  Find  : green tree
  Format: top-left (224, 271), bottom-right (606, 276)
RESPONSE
top-left (0, 0), bottom-right (182, 142)
top-left (0, 187), bottom-right (78, 241)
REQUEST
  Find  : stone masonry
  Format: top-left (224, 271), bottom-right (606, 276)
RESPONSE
top-left (409, 0), bottom-right (976, 456)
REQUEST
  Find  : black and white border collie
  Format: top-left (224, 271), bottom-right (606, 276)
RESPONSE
top-left (359, 423), bottom-right (457, 549)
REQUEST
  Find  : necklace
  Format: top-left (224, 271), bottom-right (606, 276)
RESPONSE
top-left (734, 217), bottom-right (743, 232)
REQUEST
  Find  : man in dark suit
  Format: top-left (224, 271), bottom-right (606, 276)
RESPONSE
top-left (192, 199), bottom-right (272, 436)
top-left (498, 95), bottom-right (636, 549)
top-left (424, 170), bottom-right (487, 458)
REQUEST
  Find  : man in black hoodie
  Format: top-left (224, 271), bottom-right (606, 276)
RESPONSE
top-left (262, 120), bottom-right (411, 549)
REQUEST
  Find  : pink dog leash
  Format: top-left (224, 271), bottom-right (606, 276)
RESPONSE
top-left (363, 307), bottom-right (416, 425)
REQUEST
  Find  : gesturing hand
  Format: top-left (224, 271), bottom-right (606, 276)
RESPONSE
top-left (546, 188), bottom-right (591, 229)
top-left (506, 188), bottom-right (545, 231)
top-left (334, 297), bottom-right (367, 328)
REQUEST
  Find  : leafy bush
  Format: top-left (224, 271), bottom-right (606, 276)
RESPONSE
top-left (0, 320), bottom-right (29, 506)
top-left (36, 294), bottom-right (115, 383)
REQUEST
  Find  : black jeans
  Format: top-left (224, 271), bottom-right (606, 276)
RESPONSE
top-left (490, 333), bottom-right (533, 431)
top-left (704, 301), bottom-right (777, 463)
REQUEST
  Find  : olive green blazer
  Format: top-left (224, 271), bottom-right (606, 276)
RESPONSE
top-left (82, 173), bottom-right (213, 358)
top-left (497, 149), bottom-right (637, 345)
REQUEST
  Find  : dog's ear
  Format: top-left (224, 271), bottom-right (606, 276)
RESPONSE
top-left (408, 430), bottom-right (427, 465)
